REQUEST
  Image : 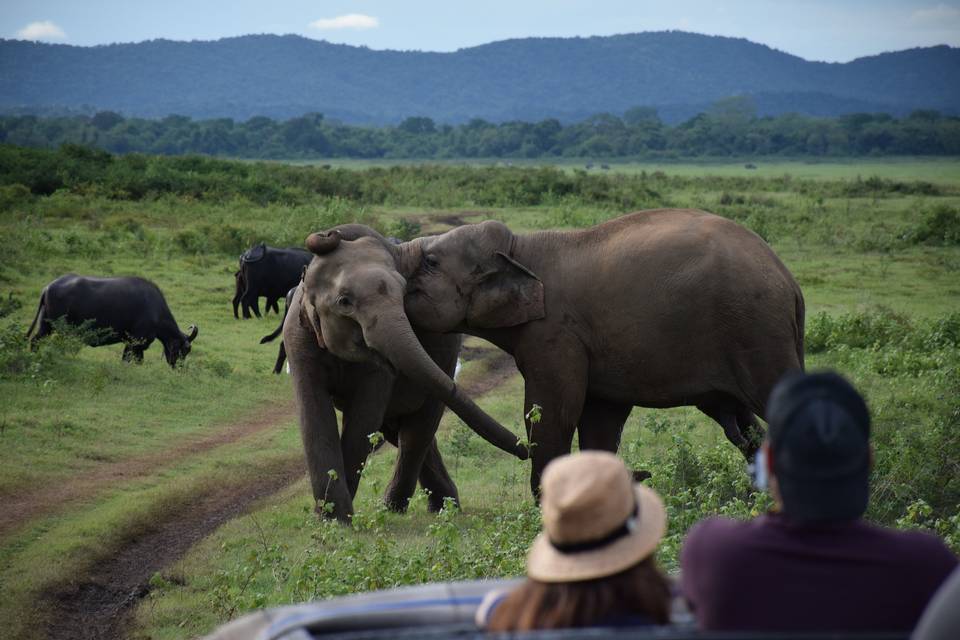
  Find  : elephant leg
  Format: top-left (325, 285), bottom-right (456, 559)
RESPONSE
top-left (340, 371), bottom-right (392, 499)
top-left (577, 397), bottom-right (632, 452)
top-left (519, 344), bottom-right (588, 500)
top-left (736, 404), bottom-right (765, 461)
top-left (385, 399), bottom-right (446, 512)
top-left (285, 295), bottom-right (354, 521)
top-left (418, 438), bottom-right (460, 513)
top-left (697, 393), bottom-right (751, 456)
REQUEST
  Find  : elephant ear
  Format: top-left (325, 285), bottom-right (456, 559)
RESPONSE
top-left (466, 251), bottom-right (545, 328)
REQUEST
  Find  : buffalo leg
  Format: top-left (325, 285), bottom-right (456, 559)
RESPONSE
top-left (122, 344), bottom-right (145, 364)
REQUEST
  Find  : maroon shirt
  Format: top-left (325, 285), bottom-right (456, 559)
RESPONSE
top-left (680, 513), bottom-right (958, 632)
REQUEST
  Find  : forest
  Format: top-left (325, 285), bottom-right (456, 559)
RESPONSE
top-left (2, 104), bottom-right (959, 160)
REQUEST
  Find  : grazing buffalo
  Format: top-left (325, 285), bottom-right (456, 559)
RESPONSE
top-left (259, 287), bottom-right (297, 374)
top-left (232, 268), bottom-right (279, 319)
top-left (236, 244), bottom-right (311, 319)
top-left (26, 274), bottom-right (198, 366)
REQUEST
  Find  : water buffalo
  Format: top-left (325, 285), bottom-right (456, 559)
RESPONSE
top-left (26, 274), bottom-right (198, 366)
top-left (232, 268), bottom-right (279, 319)
top-left (236, 243), bottom-right (311, 319)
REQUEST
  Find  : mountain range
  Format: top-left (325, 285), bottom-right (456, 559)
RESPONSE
top-left (1, 31), bottom-right (958, 124)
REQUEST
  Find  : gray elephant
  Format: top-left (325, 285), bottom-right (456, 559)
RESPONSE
top-left (303, 209), bottom-right (805, 497)
top-left (284, 240), bottom-right (529, 521)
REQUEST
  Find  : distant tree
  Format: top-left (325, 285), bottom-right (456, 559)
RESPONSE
top-left (91, 111), bottom-right (125, 131)
top-left (623, 106), bottom-right (661, 126)
top-left (398, 116), bottom-right (436, 134)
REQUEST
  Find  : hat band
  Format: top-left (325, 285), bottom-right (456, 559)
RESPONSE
top-left (549, 503), bottom-right (638, 554)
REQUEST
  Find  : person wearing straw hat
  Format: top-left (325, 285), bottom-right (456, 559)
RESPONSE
top-left (680, 371), bottom-right (957, 632)
top-left (477, 450), bottom-right (671, 631)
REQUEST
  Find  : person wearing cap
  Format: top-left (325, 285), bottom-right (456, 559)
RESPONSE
top-left (680, 370), bottom-right (958, 632)
top-left (477, 450), bottom-right (671, 631)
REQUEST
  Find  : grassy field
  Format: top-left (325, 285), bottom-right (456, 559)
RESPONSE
top-left (294, 157), bottom-right (960, 183)
top-left (0, 153), bottom-right (958, 639)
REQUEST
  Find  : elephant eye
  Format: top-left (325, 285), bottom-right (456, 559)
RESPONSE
top-left (336, 295), bottom-right (353, 309)
top-left (424, 254), bottom-right (440, 268)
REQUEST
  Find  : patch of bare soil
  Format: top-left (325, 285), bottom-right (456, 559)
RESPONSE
top-left (42, 456), bottom-right (305, 640)
top-left (458, 348), bottom-right (519, 398)
top-left (0, 400), bottom-right (295, 541)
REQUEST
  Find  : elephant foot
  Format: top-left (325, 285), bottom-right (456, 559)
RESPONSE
top-left (383, 491), bottom-right (410, 514)
top-left (631, 469), bottom-right (652, 482)
top-left (427, 492), bottom-right (460, 513)
top-left (315, 499), bottom-right (352, 524)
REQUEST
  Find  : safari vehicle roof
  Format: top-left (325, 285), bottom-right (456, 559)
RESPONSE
top-left (204, 578), bottom-right (909, 640)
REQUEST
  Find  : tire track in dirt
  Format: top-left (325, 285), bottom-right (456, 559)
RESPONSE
top-left (42, 455), bottom-right (306, 640)
top-left (0, 399), bottom-right (295, 541)
top-left (33, 348), bottom-right (518, 640)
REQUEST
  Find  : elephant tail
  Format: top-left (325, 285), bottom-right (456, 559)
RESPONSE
top-left (793, 285), bottom-right (806, 371)
top-left (25, 287), bottom-right (46, 338)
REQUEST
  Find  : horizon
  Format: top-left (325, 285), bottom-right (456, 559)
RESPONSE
top-left (4, 29), bottom-right (957, 65)
top-left (4, 0), bottom-right (960, 63)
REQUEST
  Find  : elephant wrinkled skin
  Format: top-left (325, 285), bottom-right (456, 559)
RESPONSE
top-left (283, 283), bottom-right (464, 522)
top-left (307, 210), bottom-right (805, 497)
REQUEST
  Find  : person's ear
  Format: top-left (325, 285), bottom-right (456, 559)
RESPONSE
top-left (763, 441), bottom-right (775, 477)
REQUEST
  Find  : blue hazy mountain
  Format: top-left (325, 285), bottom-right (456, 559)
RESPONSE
top-left (1, 32), bottom-right (957, 123)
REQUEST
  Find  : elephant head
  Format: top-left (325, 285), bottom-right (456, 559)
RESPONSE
top-left (403, 221), bottom-right (545, 333)
top-left (300, 230), bottom-right (528, 460)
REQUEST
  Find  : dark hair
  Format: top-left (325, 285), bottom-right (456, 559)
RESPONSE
top-left (487, 556), bottom-right (671, 631)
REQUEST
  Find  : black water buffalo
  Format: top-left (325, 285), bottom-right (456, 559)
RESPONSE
top-left (232, 268), bottom-right (279, 319)
top-left (236, 244), bottom-right (311, 319)
top-left (259, 287), bottom-right (297, 374)
top-left (26, 274), bottom-right (198, 366)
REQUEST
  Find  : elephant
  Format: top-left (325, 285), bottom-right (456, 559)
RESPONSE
top-left (26, 274), bottom-right (198, 366)
top-left (284, 263), bottom-right (528, 521)
top-left (237, 243), bottom-right (311, 319)
top-left (304, 209), bottom-right (805, 497)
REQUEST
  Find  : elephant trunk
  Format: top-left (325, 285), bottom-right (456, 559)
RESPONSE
top-left (367, 313), bottom-right (528, 461)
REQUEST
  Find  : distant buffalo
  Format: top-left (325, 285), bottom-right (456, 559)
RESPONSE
top-left (26, 274), bottom-right (198, 366)
top-left (235, 243), bottom-right (311, 319)
top-left (232, 268), bottom-right (279, 319)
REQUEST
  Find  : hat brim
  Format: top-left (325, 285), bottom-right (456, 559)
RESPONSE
top-left (526, 484), bottom-right (666, 583)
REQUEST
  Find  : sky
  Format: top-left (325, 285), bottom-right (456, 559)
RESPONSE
top-left (3, 0), bottom-right (959, 62)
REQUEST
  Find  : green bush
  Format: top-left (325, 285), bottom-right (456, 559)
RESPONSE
top-left (904, 205), bottom-right (960, 246)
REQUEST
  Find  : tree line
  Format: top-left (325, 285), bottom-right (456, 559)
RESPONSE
top-left (2, 100), bottom-right (959, 159)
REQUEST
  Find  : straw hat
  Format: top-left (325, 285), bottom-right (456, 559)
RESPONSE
top-left (527, 451), bottom-right (667, 583)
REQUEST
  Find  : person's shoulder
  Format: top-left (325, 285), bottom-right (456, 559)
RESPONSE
top-left (857, 521), bottom-right (958, 567)
top-left (686, 515), bottom-right (767, 542)
top-left (682, 515), bottom-right (761, 559)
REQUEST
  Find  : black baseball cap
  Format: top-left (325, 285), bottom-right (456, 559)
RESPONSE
top-left (767, 371), bottom-right (871, 522)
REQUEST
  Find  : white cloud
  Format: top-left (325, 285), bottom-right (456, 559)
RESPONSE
top-left (16, 20), bottom-right (67, 41)
top-left (309, 14), bottom-right (379, 31)
top-left (909, 4), bottom-right (960, 26)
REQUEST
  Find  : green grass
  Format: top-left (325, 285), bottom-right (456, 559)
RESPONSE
top-left (291, 157), bottom-right (960, 183)
top-left (0, 151), bottom-right (957, 639)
